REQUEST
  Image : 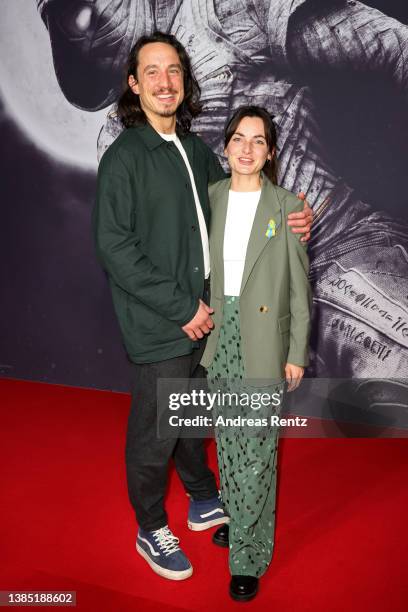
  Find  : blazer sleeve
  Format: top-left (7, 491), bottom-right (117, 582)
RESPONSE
top-left (285, 198), bottom-right (312, 367)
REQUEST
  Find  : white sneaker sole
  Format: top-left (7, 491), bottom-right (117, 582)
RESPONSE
top-left (187, 515), bottom-right (230, 531)
top-left (136, 542), bottom-right (193, 581)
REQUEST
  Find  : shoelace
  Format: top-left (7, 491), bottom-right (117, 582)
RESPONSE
top-left (152, 526), bottom-right (181, 556)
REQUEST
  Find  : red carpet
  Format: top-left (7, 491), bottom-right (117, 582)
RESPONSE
top-left (1, 378), bottom-right (407, 611)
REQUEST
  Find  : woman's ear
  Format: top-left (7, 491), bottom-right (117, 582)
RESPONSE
top-left (268, 146), bottom-right (276, 161)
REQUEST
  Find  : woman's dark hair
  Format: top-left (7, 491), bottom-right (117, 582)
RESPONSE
top-left (224, 106), bottom-right (278, 184)
top-left (117, 32), bottom-right (202, 135)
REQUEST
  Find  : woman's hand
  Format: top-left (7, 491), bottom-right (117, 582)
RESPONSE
top-left (285, 363), bottom-right (304, 392)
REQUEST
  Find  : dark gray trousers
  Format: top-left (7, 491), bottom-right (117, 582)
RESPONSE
top-left (125, 343), bottom-right (218, 531)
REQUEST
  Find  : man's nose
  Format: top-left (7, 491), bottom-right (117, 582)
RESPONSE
top-left (159, 70), bottom-right (172, 89)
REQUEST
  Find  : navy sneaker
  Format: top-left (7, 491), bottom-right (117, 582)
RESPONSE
top-left (136, 525), bottom-right (193, 580)
top-left (187, 495), bottom-right (229, 531)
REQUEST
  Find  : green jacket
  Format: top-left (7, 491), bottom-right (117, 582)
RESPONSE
top-left (93, 123), bottom-right (225, 363)
top-left (201, 177), bottom-right (312, 381)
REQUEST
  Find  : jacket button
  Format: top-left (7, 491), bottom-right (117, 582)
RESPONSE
top-left (259, 305), bottom-right (269, 313)
top-left (193, 266), bottom-right (199, 272)
top-left (191, 225), bottom-right (197, 231)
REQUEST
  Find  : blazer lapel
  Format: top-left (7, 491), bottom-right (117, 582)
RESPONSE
top-left (240, 179), bottom-right (282, 295)
top-left (209, 179), bottom-right (230, 295)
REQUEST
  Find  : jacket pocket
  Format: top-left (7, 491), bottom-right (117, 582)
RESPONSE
top-left (278, 313), bottom-right (291, 334)
top-left (126, 295), bottom-right (163, 333)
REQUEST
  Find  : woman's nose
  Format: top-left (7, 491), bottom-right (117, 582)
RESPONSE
top-left (242, 140), bottom-right (252, 154)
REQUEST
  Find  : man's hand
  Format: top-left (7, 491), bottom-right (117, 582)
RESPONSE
top-left (182, 299), bottom-right (214, 341)
top-left (287, 192), bottom-right (313, 242)
top-left (285, 363), bottom-right (304, 392)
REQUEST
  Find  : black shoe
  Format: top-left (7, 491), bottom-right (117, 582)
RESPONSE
top-left (229, 575), bottom-right (259, 602)
top-left (212, 523), bottom-right (229, 547)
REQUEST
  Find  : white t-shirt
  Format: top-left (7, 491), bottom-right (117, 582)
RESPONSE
top-left (223, 189), bottom-right (261, 296)
top-left (159, 132), bottom-right (210, 279)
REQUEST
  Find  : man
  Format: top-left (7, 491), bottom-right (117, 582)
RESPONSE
top-left (93, 31), bottom-right (312, 581)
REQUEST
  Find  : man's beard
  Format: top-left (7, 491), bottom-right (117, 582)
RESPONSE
top-left (158, 109), bottom-right (177, 117)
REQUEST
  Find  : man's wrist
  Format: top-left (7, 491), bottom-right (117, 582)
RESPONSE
top-left (178, 299), bottom-right (200, 328)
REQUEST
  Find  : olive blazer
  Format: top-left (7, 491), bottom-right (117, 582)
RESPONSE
top-left (201, 177), bottom-right (312, 381)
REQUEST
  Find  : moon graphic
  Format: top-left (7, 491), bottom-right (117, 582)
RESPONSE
top-left (0, 1), bottom-right (107, 171)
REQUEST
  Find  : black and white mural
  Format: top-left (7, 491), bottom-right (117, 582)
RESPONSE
top-left (1, 0), bottom-right (407, 395)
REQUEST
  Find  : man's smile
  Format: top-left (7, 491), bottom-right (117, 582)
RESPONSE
top-left (155, 91), bottom-right (178, 102)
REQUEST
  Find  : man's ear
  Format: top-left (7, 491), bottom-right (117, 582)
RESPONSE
top-left (128, 75), bottom-right (139, 95)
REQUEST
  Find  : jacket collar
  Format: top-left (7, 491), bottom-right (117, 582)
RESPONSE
top-left (132, 122), bottom-right (167, 150)
top-left (132, 122), bottom-right (192, 151)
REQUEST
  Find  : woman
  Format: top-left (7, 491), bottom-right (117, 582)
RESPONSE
top-left (201, 106), bottom-right (311, 601)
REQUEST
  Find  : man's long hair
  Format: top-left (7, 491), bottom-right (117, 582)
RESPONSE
top-left (117, 32), bottom-right (202, 135)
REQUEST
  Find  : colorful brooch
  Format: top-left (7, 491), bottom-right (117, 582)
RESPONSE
top-left (265, 218), bottom-right (276, 238)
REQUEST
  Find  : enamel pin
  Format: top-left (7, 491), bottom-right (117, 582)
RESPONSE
top-left (265, 218), bottom-right (276, 238)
